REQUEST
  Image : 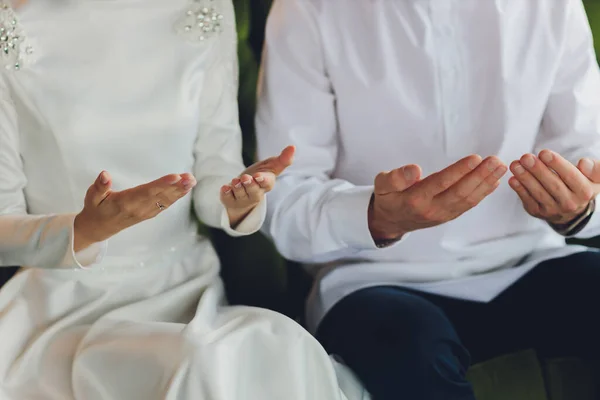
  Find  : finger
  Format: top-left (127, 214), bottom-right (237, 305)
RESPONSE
top-left (510, 160), bottom-right (557, 208)
top-left (220, 185), bottom-right (236, 208)
top-left (231, 178), bottom-right (247, 200)
top-left (521, 153), bottom-right (573, 206)
top-left (241, 174), bottom-right (262, 202)
top-left (374, 164), bottom-right (422, 195)
top-left (266, 145), bottom-right (295, 176)
top-left (87, 171), bottom-right (113, 206)
top-left (243, 145), bottom-right (296, 177)
top-left (578, 158), bottom-right (600, 185)
top-left (419, 154), bottom-right (482, 197)
top-left (538, 150), bottom-right (590, 197)
top-left (435, 156), bottom-right (504, 204)
top-left (152, 174), bottom-right (196, 209)
top-left (146, 187), bottom-right (191, 216)
top-left (253, 173), bottom-right (274, 190)
top-left (151, 173), bottom-right (194, 203)
top-left (125, 175), bottom-right (190, 216)
top-left (155, 181), bottom-right (195, 210)
top-left (277, 145), bottom-right (296, 170)
top-left (136, 174), bottom-right (183, 196)
top-left (462, 165), bottom-right (506, 207)
top-left (509, 177), bottom-right (541, 216)
top-left (177, 173), bottom-right (197, 192)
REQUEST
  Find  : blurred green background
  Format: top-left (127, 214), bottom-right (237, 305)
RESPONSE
top-left (587, 0), bottom-right (600, 58)
top-left (217, 1), bottom-right (600, 400)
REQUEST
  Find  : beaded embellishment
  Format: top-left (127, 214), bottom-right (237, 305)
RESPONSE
top-left (0, 2), bottom-right (33, 71)
top-left (175, 0), bottom-right (225, 43)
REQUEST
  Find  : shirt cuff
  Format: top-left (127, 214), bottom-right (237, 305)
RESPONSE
top-left (571, 199), bottom-right (600, 239)
top-left (220, 198), bottom-right (267, 237)
top-left (60, 213), bottom-right (108, 269)
top-left (328, 186), bottom-right (406, 251)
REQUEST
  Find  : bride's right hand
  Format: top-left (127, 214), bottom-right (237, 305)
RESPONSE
top-left (73, 171), bottom-right (196, 252)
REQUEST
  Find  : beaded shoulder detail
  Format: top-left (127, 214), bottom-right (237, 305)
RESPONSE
top-left (174, 0), bottom-right (225, 43)
top-left (0, 2), bottom-right (33, 71)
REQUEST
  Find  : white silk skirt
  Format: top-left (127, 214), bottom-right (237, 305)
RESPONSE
top-left (0, 236), bottom-right (369, 400)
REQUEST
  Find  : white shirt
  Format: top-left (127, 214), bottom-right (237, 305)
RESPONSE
top-left (256, 0), bottom-right (600, 332)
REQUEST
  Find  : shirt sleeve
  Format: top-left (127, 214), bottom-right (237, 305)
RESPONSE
top-left (256, 0), bottom-right (403, 263)
top-left (192, 0), bottom-right (265, 237)
top-left (0, 75), bottom-right (106, 269)
top-left (536, 0), bottom-right (600, 239)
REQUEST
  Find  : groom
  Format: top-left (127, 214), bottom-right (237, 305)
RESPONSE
top-left (256, 0), bottom-right (600, 399)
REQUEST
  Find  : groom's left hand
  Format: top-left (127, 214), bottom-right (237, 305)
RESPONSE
top-left (509, 150), bottom-right (600, 225)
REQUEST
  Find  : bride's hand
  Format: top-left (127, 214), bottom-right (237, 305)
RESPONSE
top-left (221, 146), bottom-right (295, 228)
top-left (74, 171), bottom-right (197, 251)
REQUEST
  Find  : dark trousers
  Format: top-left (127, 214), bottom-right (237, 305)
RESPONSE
top-left (316, 251), bottom-right (600, 400)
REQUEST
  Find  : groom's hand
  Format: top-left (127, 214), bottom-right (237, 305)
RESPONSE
top-left (509, 150), bottom-right (600, 225)
top-left (369, 155), bottom-right (507, 241)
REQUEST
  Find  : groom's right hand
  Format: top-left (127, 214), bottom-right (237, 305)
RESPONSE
top-left (368, 155), bottom-right (508, 242)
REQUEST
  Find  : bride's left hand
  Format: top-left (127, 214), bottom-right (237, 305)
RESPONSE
top-left (221, 146), bottom-right (295, 228)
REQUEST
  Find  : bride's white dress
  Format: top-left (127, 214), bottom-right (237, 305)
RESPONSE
top-left (0, 1), bottom-right (368, 399)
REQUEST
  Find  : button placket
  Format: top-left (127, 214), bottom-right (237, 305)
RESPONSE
top-left (430, 2), bottom-right (463, 157)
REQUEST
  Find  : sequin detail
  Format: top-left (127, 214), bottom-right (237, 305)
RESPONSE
top-left (175, 0), bottom-right (224, 43)
top-left (0, 2), bottom-right (31, 71)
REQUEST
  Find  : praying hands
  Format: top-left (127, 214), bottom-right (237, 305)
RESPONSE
top-left (509, 150), bottom-right (599, 227)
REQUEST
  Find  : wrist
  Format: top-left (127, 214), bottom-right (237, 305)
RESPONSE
top-left (549, 198), bottom-right (596, 237)
top-left (73, 212), bottom-right (106, 252)
top-left (226, 204), bottom-right (257, 229)
top-left (368, 194), bottom-right (406, 242)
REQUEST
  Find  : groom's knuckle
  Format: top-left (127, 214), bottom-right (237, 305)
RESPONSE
top-left (582, 187), bottom-right (594, 202)
top-left (561, 200), bottom-right (578, 214)
top-left (548, 180), bottom-right (561, 194)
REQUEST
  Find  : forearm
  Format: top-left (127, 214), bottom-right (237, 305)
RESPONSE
top-left (264, 175), bottom-right (381, 263)
top-left (0, 213), bottom-right (105, 268)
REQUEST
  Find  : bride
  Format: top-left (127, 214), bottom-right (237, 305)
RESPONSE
top-left (0, 0), bottom-right (368, 399)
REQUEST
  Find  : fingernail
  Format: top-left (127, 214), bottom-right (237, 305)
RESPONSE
top-left (540, 151), bottom-right (553, 163)
top-left (404, 167), bottom-right (414, 181)
top-left (581, 158), bottom-right (594, 176)
top-left (242, 179), bottom-right (252, 186)
top-left (487, 158), bottom-right (500, 172)
top-left (514, 164), bottom-right (525, 175)
top-left (493, 165), bottom-right (507, 178)
top-left (100, 172), bottom-right (109, 184)
top-left (224, 188), bottom-right (231, 194)
top-left (522, 155), bottom-right (535, 168)
top-left (234, 182), bottom-right (242, 189)
top-left (511, 179), bottom-right (521, 188)
top-left (254, 176), bottom-right (265, 182)
top-left (468, 157), bottom-right (481, 170)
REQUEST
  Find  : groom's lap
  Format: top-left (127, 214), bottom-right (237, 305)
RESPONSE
top-left (315, 251), bottom-right (600, 396)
